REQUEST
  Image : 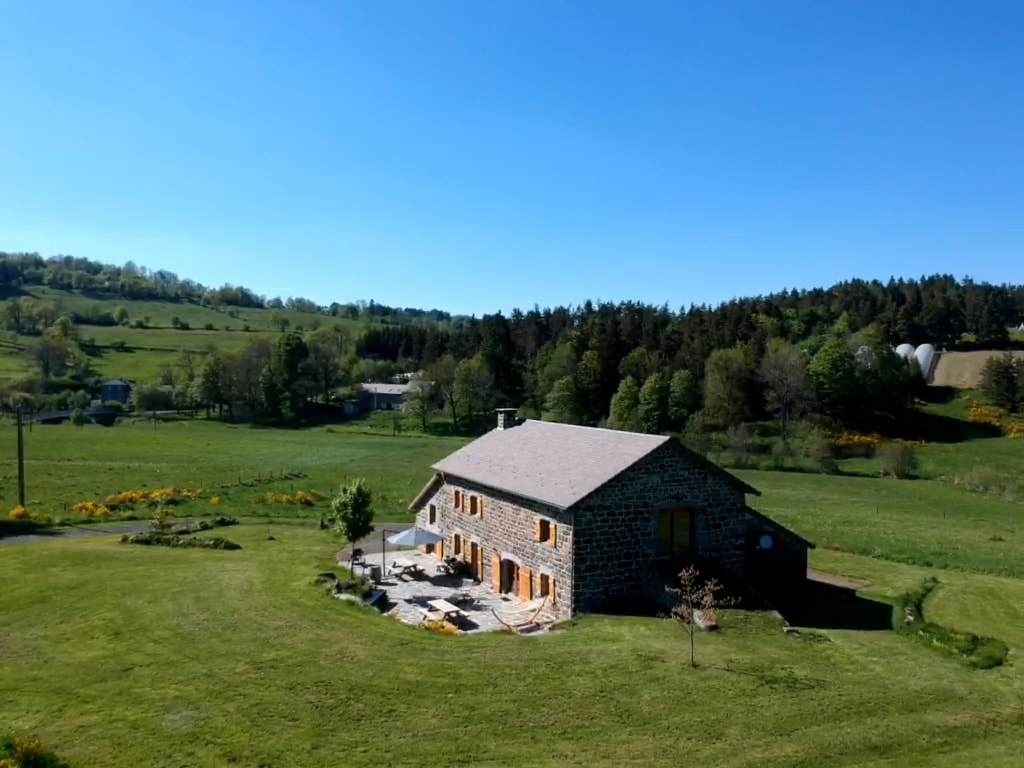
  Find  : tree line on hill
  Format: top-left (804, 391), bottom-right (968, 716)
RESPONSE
top-left (0, 252), bottom-right (451, 325)
top-left (2, 253), bottom-right (1022, 435)
top-left (365, 275), bottom-right (1022, 432)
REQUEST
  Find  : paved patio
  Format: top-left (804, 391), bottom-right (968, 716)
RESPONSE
top-left (344, 548), bottom-right (556, 634)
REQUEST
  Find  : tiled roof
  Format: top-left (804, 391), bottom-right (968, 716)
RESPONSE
top-left (430, 420), bottom-right (673, 510)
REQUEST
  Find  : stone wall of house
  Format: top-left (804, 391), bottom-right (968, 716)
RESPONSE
top-left (415, 477), bottom-right (574, 619)
top-left (570, 441), bottom-right (753, 613)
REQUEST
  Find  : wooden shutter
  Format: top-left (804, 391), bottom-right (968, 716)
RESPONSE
top-left (491, 553), bottom-right (501, 591)
top-left (534, 519), bottom-right (542, 541)
top-left (549, 577), bottom-right (556, 604)
top-left (519, 567), bottom-right (533, 601)
top-left (478, 498), bottom-right (483, 519)
top-left (453, 489), bottom-right (460, 509)
top-left (550, 524), bottom-right (557, 548)
top-left (436, 540), bottom-right (444, 560)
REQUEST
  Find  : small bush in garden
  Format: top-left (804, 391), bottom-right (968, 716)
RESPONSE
top-left (70, 408), bottom-right (87, 426)
top-left (8, 505), bottom-right (31, 521)
top-left (419, 618), bottom-right (459, 635)
top-left (309, 489), bottom-right (328, 501)
top-left (209, 496), bottom-right (221, 505)
top-left (331, 574), bottom-right (374, 599)
top-left (0, 733), bottom-right (71, 767)
top-left (878, 440), bottom-right (918, 479)
top-left (121, 531), bottom-right (241, 550)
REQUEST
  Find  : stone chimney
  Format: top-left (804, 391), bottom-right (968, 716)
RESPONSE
top-left (495, 408), bottom-right (518, 431)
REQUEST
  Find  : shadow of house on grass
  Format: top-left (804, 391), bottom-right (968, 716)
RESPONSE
top-left (591, 560), bottom-right (892, 634)
top-left (776, 578), bottom-right (893, 632)
top-left (0, 520), bottom-right (62, 541)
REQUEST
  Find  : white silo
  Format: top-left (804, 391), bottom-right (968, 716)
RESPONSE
top-left (914, 344), bottom-right (936, 378)
top-left (895, 343), bottom-right (915, 361)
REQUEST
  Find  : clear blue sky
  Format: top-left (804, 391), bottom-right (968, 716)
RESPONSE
top-left (2, 1), bottom-right (1022, 316)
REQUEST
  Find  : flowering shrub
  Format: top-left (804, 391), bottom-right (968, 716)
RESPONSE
top-left (968, 402), bottom-right (1005, 428)
top-left (1008, 422), bottom-right (1024, 439)
top-left (67, 487), bottom-right (205, 519)
top-left (420, 618), bottom-right (459, 635)
top-left (252, 490), bottom-right (320, 506)
top-left (831, 430), bottom-right (884, 448)
top-left (209, 496), bottom-right (221, 505)
top-left (0, 734), bottom-right (70, 768)
top-left (71, 500), bottom-right (111, 517)
top-left (8, 506), bottom-right (30, 521)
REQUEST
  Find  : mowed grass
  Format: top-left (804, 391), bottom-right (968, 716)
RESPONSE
top-left (2, 524), bottom-right (1023, 768)
top-left (739, 469), bottom-right (1024, 576)
top-left (0, 419), bottom-right (466, 523)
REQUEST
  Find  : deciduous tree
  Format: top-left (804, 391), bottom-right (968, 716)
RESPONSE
top-left (454, 353), bottom-right (495, 431)
top-left (665, 565), bottom-right (737, 667)
top-left (703, 345), bottom-right (756, 426)
top-left (331, 478), bottom-right (375, 546)
top-left (667, 369), bottom-right (699, 431)
top-left (638, 371), bottom-right (669, 434)
top-left (759, 342), bottom-right (814, 439)
top-left (607, 376), bottom-right (641, 432)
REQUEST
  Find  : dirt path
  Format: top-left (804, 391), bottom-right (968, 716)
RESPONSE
top-left (0, 516), bottom-right (324, 546)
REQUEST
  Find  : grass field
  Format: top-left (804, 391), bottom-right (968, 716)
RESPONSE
top-left (2, 523), bottom-right (1023, 768)
top-left (741, 470), bottom-right (1024, 576)
top-left (0, 418), bottom-right (464, 524)
top-left (931, 349), bottom-right (1024, 389)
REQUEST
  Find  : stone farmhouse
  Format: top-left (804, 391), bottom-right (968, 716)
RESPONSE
top-left (409, 412), bottom-right (813, 620)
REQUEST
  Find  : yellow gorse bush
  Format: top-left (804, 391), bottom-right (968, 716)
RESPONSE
top-left (831, 430), bottom-right (883, 447)
top-left (1008, 422), bottom-right (1024, 439)
top-left (69, 487), bottom-right (204, 518)
top-left (8, 505), bottom-right (30, 521)
top-left (252, 490), bottom-right (319, 506)
top-left (968, 403), bottom-right (1005, 428)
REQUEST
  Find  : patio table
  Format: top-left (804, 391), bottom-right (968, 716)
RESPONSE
top-left (427, 598), bottom-right (466, 624)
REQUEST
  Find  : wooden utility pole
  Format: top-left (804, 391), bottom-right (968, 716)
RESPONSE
top-left (16, 405), bottom-right (26, 507)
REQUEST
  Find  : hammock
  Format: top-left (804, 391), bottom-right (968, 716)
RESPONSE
top-left (490, 596), bottom-right (550, 631)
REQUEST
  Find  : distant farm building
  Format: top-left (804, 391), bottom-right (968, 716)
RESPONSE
top-left (100, 379), bottom-right (132, 404)
top-left (358, 382), bottom-right (411, 411)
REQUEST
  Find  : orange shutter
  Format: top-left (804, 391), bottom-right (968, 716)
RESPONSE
top-left (478, 498), bottom-right (484, 519)
top-left (519, 567), bottom-right (533, 601)
top-left (549, 577), bottom-right (556, 604)
top-left (534, 519), bottom-right (542, 541)
top-left (550, 524), bottom-right (557, 548)
top-left (436, 540), bottom-right (444, 560)
top-left (476, 553), bottom-right (484, 582)
top-left (491, 553), bottom-right (501, 591)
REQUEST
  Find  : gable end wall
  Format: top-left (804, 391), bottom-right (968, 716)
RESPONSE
top-left (571, 442), bottom-right (748, 612)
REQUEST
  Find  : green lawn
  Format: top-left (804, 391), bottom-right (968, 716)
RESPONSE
top-left (0, 419), bottom-right (465, 524)
top-left (739, 469), bottom-right (1024, 576)
top-left (2, 524), bottom-right (1023, 767)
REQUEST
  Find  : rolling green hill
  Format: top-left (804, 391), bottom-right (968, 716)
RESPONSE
top-left (0, 285), bottom-right (367, 384)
